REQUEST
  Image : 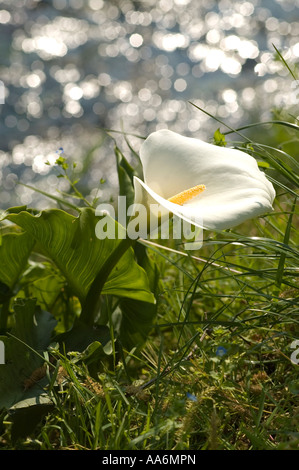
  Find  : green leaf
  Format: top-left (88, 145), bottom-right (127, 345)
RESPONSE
top-left (1, 205), bottom-right (28, 216)
top-left (5, 207), bottom-right (155, 309)
top-left (0, 282), bottom-right (12, 304)
top-left (276, 197), bottom-right (297, 288)
top-left (73, 339), bottom-right (114, 367)
top-left (257, 161), bottom-right (270, 169)
top-left (117, 298), bottom-right (157, 350)
top-left (213, 128), bottom-right (227, 147)
top-left (0, 230), bottom-right (35, 291)
top-left (9, 394), bottom-right (54, 443)
top-left (56, 322), bottom-right (111, 354)
top-left (18, 262), bottom-right (65, 311)
top-left (134, 242), bottom-right (160, 296)
top-left (115, 145), bottom-right (136, 210)
top-left (0, 298), bottom-right (57, 409)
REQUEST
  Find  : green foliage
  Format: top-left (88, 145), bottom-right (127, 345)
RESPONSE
top-left (0, 230), bottom-right (35, 292)
top-left (0, 55), bottom-right (298, 448)
top-left (213, 128), bottom-right (227, 147)
top-left (4, 208), bottom-right (154, 306)
top-left (0, 298), bottom-right (56, 425)
top-left (0, 152), bottom-right (158, 436)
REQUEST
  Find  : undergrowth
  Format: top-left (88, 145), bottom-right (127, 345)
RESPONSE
top-left (0, 59), bottom-right (298, 449)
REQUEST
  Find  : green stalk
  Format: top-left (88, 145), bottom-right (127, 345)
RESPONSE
top-left (79, 236), bottom-right (134, 325)
top-left (275, 197), bottom-right (297, 289)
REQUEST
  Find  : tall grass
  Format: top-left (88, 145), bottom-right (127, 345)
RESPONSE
top-left (1, 120), bottom-right (298, 451)
top-left (0, 57), bottom-right (298, 449)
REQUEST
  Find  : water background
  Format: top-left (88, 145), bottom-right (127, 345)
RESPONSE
top-left (0, 0), bottom-right (298, 209)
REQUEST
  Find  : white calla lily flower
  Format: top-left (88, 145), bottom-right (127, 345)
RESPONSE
top-left (133, 129), bottom-right (275, 232)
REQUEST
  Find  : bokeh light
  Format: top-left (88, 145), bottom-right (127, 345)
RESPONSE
top-left (0, 0), bottom-right (298, 208)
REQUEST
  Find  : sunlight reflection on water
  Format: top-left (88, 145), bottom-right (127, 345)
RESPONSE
top-left (0, 0), bottom-right (298, 208)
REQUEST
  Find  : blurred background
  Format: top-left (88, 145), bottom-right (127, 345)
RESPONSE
top-left (0, 0), bottom-right (298, 209)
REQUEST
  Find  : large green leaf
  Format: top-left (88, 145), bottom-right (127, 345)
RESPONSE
top-left (0, 230), bottom-right (35, 292)
top-left (115, 144), bottom-right (136, 211)
top-left (116, 298), bottom-right (157, 350)
top-left (6, 208), bottom-right (155, 307)
top-left (9, 394), bottom-right (54, 443)
top-left (0, 298), bottom-right (57, 409)
top-left (18, 262), bottom-right (65, 311)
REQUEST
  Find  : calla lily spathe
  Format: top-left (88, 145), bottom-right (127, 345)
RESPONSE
top-left (133, 129), bottom-right (275, 231)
